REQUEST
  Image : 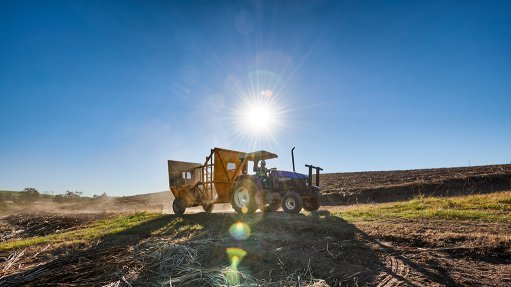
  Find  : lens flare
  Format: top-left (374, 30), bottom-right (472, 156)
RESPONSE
top-left (225, 268), bottom-right (240, 285)
top-left (226, 245), bottom-right (248, 284)
top-left (229, 221), bottom-right (251, 240)
top-left (261, 89), bottom-right (273, 98)
top-left (226, 247), bottom-right (247, 268)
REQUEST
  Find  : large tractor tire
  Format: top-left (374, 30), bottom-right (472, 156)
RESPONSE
top-left (281, 192), bottom-right (303, 214)
top-left (303, 197), bottom-right (320, 211)
top-left (231, 179), bottom-right (259, 214)
top-left (172, 198), bottom-right (186, 215)
top-left (202, 203), bottom-right (214, 213)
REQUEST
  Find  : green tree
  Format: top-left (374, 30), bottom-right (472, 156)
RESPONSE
top-left (22, 187), bottom-right (39, 197)
top-left (64, 190), bottom-right (83, 198)
top-left (93, 192), bottom-right (108, 199)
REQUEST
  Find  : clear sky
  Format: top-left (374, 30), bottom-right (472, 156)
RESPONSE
top-left (1, 1), bottom-right (510, 196)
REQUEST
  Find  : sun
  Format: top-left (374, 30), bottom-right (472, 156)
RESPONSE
top-left (244, 102), bottom-right (273, 132)
top-left (230, 91), bottom-right (287, 147)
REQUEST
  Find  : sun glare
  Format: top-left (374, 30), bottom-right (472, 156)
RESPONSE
top-left (245, 102), bottom-right (272, 132)
top-left (225, 70), bottom-right (294, 148)
top-left (231, 91), bottom-right (286, 148)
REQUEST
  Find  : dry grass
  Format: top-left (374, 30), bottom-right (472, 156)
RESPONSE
top-left (119, 238), bottom-right (329, 287)
top-left (336, 191), bottom-right (511, 222)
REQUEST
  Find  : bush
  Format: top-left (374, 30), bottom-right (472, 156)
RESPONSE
top-left (93, 192), bottom-right (108, 199)
top-left (64, 190), bottom-right (82, 198)
top-left (22, 187), bottom-right (39, 197)
top-left (53, 191), bottom-right (84, 203)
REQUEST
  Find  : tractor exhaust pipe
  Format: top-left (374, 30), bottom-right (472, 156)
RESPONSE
top-left (291, 147), bottom-right (296, 172)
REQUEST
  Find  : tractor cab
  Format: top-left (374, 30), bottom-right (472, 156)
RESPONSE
top-left (239, 150), bottom-right (278, 174)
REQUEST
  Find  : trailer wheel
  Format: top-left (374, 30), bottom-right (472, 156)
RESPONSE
top-left (172, 198), bottom-right (186, 215)
top-left (202, 204), bottom-right (214, 213)
top-left (281, 192), bottom-right (303, 214)
top-left (303, 197), bottom-right (320, 211)
top-left (231, 180), bottom-right (258, 214)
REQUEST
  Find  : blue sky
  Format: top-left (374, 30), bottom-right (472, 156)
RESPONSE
top-left (1, 1), bottom-right (510, 196)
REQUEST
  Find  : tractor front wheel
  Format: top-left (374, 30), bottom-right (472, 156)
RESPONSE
top-left (231, 180), bottom-right (258, 214)
top-left (281, 192), bottom-right (303, 214)
top-left (303, 197), bottom-right (320, 211)
top-left (172, 198), bottom-right (186, 215)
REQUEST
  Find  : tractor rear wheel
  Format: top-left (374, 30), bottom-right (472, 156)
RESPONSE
top-left (202, 204), bottom-right (214, 213)
top-left (281, 192), bottom-right (303, 214)
top-left (231, 179), bottom-right (258, 214)
top-left (303, 197), bottom-right (320, 211)
top-left (172, 198), bottom-right (186, 215)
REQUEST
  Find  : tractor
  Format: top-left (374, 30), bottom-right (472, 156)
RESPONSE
top-left (167, 147), bottom-right (322, 214)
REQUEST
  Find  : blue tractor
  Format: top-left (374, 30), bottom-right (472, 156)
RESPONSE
top-left (231, 147), bottom-right (323, 214)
